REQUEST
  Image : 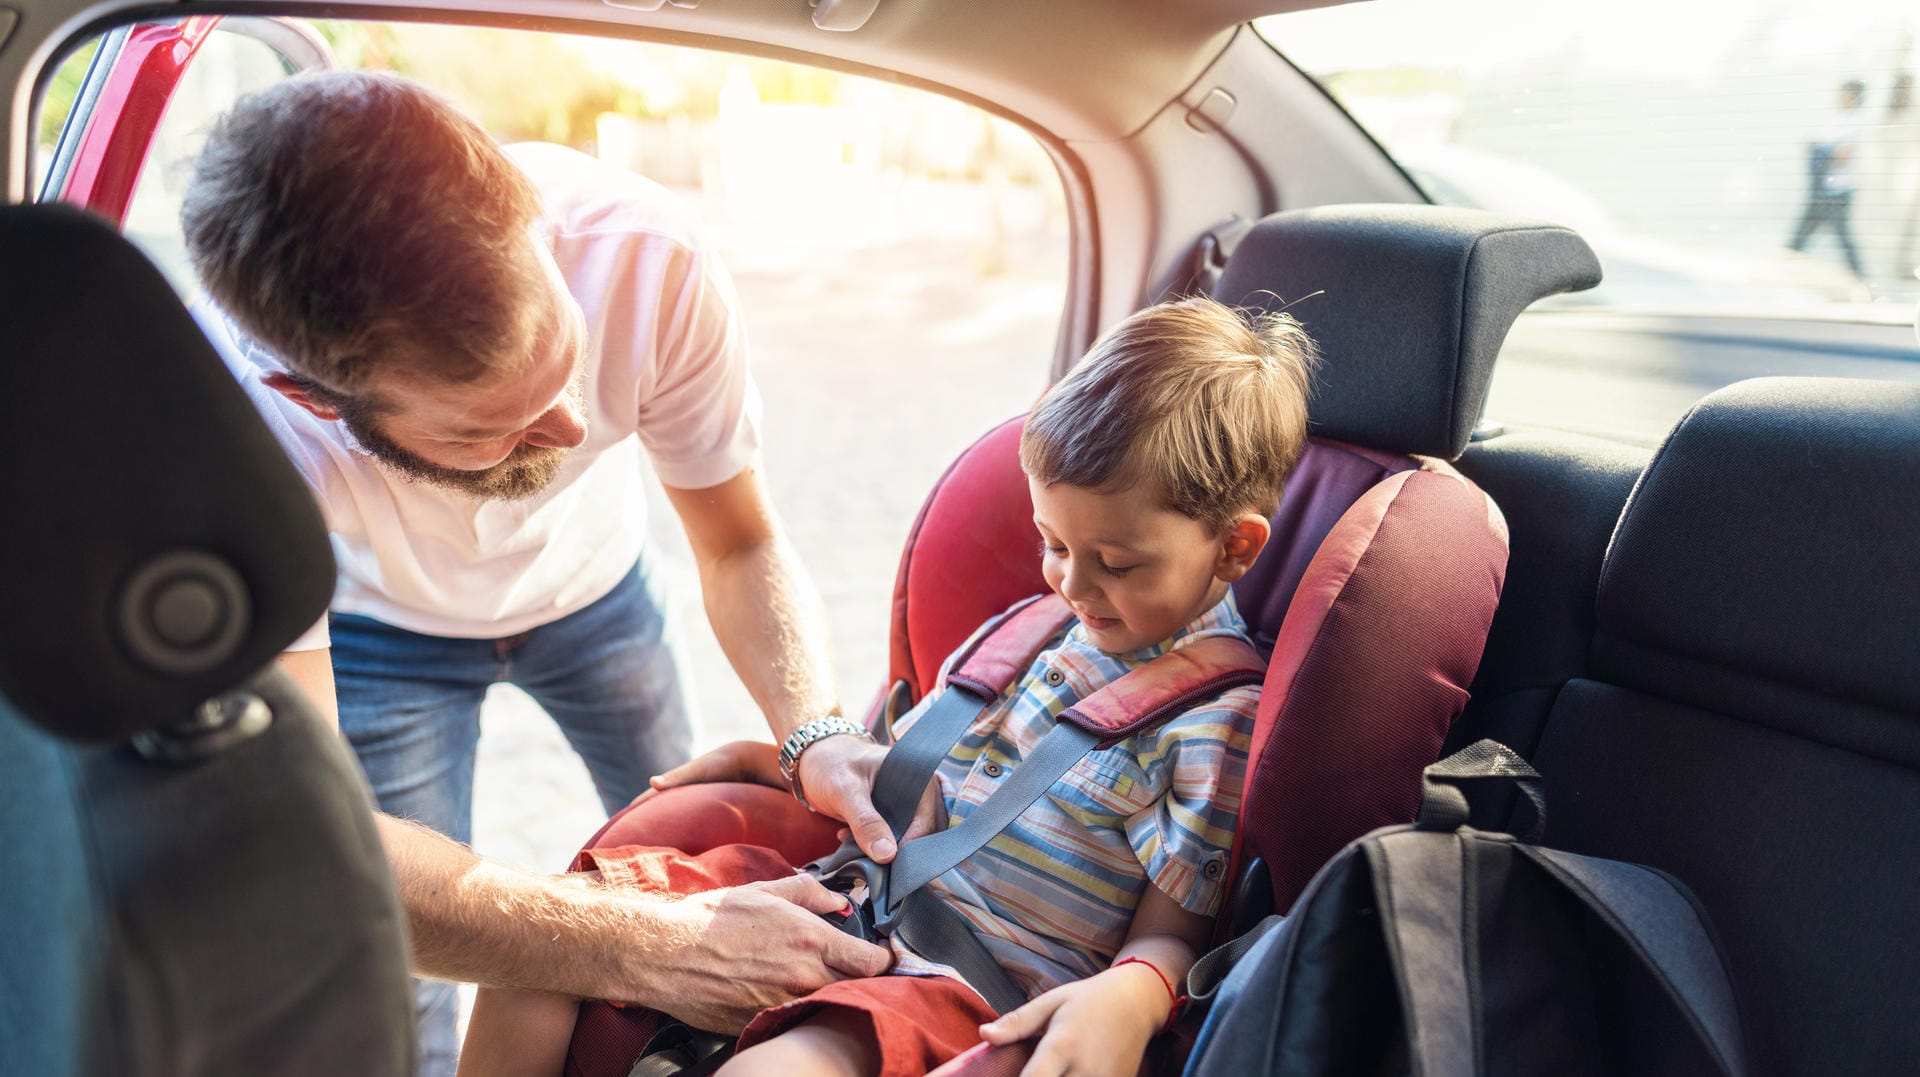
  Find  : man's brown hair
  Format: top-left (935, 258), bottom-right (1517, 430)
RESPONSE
top-left (1020, 297), bottom-right (1317, 532)
top-left (182, 71), bottom-right (546, 404)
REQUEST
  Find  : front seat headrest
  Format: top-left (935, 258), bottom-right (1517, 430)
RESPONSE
top-left (0, 203), bottom-right (334, 744)
top-left (1213, 204), bottom-right (1602, 460)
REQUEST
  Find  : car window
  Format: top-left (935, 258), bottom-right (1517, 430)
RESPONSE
top-left (35, 17), bottom-right (1067, 875)
top-left (1257, 1), bottom-right (1916, 322)
top-left (124, 29), bottom-right (309, 291)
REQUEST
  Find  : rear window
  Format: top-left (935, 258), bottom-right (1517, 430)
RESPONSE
top-left (1258, 1), bottom-right (1918, 322)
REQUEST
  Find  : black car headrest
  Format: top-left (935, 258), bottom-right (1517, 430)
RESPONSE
top-left (1596, 377), bottom-right (1920, 721)
top-left (1212, 204), bottom-right (1601, 460)
top-left (0, 203), bottom-right (334, 744)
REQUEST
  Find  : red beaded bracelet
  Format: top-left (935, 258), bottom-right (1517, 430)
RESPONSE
top-left (1112, 956), bottom-right (1187, 1031)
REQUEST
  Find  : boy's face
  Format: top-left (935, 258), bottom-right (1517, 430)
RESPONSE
top-left (1029, 478), bottom-right (1256, 654)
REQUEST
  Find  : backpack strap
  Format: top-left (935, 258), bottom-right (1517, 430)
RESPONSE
top-left (1374, 742), bottom-right (1747, 1077)
top-left (812, 593), bottom-right (1266, 1014)
top-left (1515, 846), bottom-right (1749, 1077)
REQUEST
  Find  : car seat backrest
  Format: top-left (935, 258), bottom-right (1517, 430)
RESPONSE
top-left (881, 204), bottom-right (1600, 916)
top-left (0, 204), bottom-right (413, 1076)
top-left (1530, 377), bottom-right (1920, 1076)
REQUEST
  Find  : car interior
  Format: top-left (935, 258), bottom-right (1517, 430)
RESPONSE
top-left (4, 1), bottom-right (1919, 1075)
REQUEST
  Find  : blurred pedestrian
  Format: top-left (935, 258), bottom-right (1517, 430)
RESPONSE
top-left (1788, 78), bottom-right (1869, 278)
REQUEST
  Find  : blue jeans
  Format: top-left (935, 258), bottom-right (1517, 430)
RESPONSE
top-left (331, 555), bottom-right (695, 1077)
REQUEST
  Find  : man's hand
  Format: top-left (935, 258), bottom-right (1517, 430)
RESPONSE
top-left (795, 733), bottom-right (945, 863)
top-left (977, 962), bottom-right (1170, 1077)
top-left (649, 739), bottom-right (785, 793)
top-left (380, 813), bottom-right (890, 1021)
top-left (639, 873), bottom-right (892, 1034)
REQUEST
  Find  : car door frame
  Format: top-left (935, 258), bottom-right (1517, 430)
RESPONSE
top-left (37, 13), bottom-right (333, 222)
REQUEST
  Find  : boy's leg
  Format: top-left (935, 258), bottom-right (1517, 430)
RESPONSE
top-left (509, 553), bottom-right (697, 815)
top-left (718, 1010), bottom-right (878, 1077)
top-left (733, 976), bottom-right (997, 1077)
top-left (457, 988), bottom-right (580, 1077)
top-left (330, 611), bottom-right (499, 1077)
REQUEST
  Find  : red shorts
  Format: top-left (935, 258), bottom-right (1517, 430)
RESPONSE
top-left (570, 784), bottom-right (997, 1077)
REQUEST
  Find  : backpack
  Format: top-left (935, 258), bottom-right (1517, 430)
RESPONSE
top-left (1180, 740), bottom-right (1749, 1077)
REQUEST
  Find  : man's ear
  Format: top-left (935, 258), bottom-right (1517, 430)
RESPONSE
top-left (261, 372), bottom-right (342, 422)
top-left (1214, 513), bottom-right (1272, 583)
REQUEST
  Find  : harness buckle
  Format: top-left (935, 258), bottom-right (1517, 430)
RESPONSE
top-left (810, 851), bottom-right (898, 943)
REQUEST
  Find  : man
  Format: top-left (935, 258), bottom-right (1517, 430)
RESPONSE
top-left (1788, 78), bottom-right (1869, 279)
top-left (181, 71), bottom-right (898, 1074)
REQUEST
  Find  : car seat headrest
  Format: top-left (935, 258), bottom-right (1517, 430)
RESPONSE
top-left (1213, 204), bottom-right (1602, 460)
top-left (1596, 377), bottom-right (1920, 718)
top-left (0, 204), bottom-right (335, 744)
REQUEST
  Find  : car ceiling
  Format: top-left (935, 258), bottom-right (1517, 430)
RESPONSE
top-left (6, 0), bottom-right (1354, 158)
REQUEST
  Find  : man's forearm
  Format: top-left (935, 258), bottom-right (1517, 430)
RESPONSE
top-left (378, 813), bottom-right (892, 1033)
top-left (695, 536), bottom-right (840, 740)
top-left (377, 813), bottom-right (678, 1000)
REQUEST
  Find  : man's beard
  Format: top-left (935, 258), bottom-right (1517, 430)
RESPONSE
top-left (340, 406), bottom-right (570, 501)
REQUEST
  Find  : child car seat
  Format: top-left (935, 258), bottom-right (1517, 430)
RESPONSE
top-left (566, 204), bottom-right (1600, 1073)
top-left (0, 204), bottom-right (415, 1075)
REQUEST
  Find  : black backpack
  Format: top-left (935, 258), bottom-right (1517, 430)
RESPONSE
top-left (1181, 741), bottom-right (1748, 1077)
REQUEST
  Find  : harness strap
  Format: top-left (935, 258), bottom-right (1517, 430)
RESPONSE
top-left (809, 593), bottom-right (1267, 1015)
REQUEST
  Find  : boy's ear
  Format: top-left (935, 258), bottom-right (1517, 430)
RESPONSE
top-left (261, 372), bottom-right (343, 422)
top-left (1214, 514), bottom-right (1272, 583)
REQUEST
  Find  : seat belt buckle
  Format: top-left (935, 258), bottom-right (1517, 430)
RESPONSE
top-left (812, 854), bottom-right (895, 943)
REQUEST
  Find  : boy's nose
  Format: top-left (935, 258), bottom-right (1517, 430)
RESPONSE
top-left (524, 398), bottom-right (588, 449)
top-left (1060, 564), bottom-right (1100, 604)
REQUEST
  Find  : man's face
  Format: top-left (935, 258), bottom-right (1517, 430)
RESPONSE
top-left (327, 256), bottom-right (592, 502)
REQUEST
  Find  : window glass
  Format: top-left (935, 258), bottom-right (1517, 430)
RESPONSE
top-left (124, 30), bottom-right (299, 290)
top-left (1258, 0), bottom-right (1919, 320)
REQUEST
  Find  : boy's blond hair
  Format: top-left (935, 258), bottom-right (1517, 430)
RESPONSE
top-left (1020, 297), bottom-right (1317, 532)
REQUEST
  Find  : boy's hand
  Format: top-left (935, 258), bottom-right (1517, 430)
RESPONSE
top-left (797, 734), bottom-right (946, 864)
top-left (977, 963), bottom-right (1171, 1077)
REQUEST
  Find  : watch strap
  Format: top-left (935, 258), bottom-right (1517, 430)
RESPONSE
top-left (777, 716), bottom-right (872, 808)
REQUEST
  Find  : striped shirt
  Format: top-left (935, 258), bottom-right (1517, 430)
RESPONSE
top-left (887, 592), bottom-right (1260, 999)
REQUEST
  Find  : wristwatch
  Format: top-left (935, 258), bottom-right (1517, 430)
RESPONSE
top-left (777, 715), bottom-right (872, 809)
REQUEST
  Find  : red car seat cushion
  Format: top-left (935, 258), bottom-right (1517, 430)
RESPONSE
top-left (887, 417), bottom-right (1047, 704)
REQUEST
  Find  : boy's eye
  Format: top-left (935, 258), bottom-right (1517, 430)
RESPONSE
top-left (1039, 541), bottom-right (1065, 557)
top-left (1100, 561), bottom-right (1135, 577)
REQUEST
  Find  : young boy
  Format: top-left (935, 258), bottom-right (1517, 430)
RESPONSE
top-left (458, 296), bottom-right (1317, 1077)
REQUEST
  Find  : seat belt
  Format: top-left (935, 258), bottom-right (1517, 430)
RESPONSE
top-left (808, 593), bottom-right (1265, 1015)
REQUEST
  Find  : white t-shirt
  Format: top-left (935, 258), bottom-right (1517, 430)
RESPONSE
top-left (203, 143), bottom-right (761, 649)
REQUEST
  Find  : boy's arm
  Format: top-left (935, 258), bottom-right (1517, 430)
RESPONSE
top-left (977, 885), bottom-right (1211, 1070)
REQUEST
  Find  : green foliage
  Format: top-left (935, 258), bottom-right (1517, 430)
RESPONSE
top-left (37, 38), bottom-right (101, 156)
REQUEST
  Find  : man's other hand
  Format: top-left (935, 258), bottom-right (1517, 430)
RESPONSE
top-left (795, 734), bottom-right (945, 864)
top-left (649, 739), bottom-right (784, 793)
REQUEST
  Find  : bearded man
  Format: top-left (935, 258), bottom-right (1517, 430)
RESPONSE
top-left (183, 71), bottom-right (893, 1077)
